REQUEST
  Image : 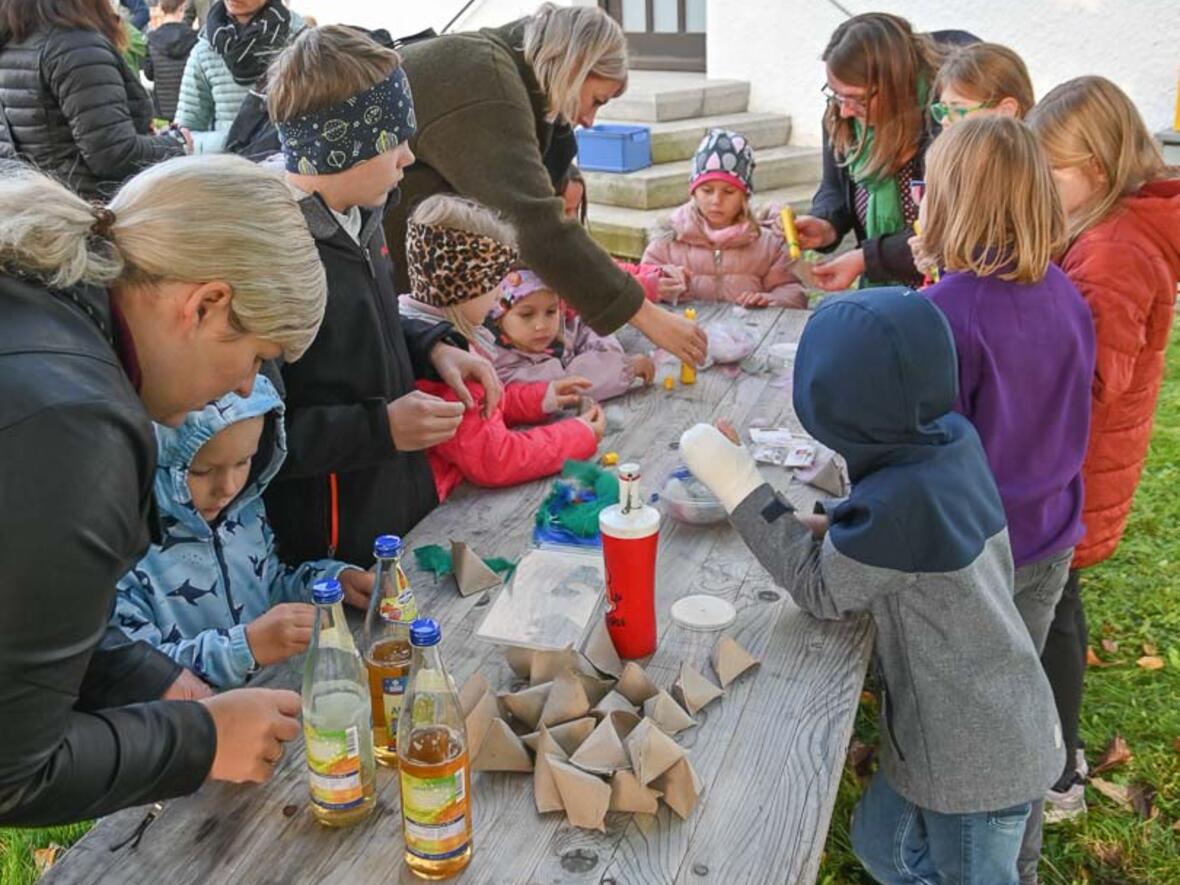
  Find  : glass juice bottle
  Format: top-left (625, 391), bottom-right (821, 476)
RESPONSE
top-left (397, 618), bottom-right (473, 879)
top-left (302, 577), bottom-right (376, 827)
top-left (363, 534), bottom-right (417, 767)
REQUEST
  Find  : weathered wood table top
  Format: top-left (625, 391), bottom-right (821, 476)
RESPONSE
top-left (44, 304), bottom-right (873, 885)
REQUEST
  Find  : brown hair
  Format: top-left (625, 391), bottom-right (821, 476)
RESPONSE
top-left (922, 115), bottom-right (1064, 283)
top-left (934, 43), bottom-right (1035, 118)
top-left (267, 25), bottom-right (402, 123)
top-left (822, 12), bottom-right (945, 179)
top-left (0, 0), bottom-right (125, 51)
top-left (159, 0), bottom-right (187, 15)
top-left (1028, 75), bottom-right (1173, 240)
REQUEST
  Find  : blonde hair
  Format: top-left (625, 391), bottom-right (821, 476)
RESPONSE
top-left (268, 25), bottom-right (402, 123)
top-left (409, 194), bottom-right (517, 345)
top-left (922, 115), bottom-right (1064, 283)
top-left (934, 43), bottom-right (1034, 118)
top-left (524, 3), bottom-right (628, 124)
top-left (0, 155), bottom-right (326, 360)
top-left (1028, 76), bottom-right (1172, 240)
top-left (823, 12), bottom-right (947, 180)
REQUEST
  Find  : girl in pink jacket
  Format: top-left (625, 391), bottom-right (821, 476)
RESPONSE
top-left (642, 129), bottom-right (807, 308)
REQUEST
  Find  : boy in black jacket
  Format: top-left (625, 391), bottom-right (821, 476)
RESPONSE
top-left (144, 0), bottom-right (198, 121)
top-left (263, 25), bottom-right (502, 565)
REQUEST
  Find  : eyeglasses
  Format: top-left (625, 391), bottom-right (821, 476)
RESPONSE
top-left (821, 83), bottom-right (874, 115)
top-left (930, 101), bottom-right (993, 124)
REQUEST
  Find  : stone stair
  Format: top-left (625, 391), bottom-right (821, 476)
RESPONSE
top-left (584, 71), bottom-right (822, 260)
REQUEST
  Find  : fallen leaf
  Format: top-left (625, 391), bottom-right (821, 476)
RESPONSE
top-left (1090, 776), bottom-right (1131, 809)
top-left (1142, 641), bottom-right (1158, 656)
top-left (1101, 638), bottom-right (1119, 654)
top-left (33, 845), bottom-right (61, 874)
top-left (847, 739), bottom-right (875, 782)
top-left (1173, 819), bottom-right (1180, 833)
top-left (1137, 655), bottom-right (1165, 671)
top-left (1088, 841), bottom-right (1123, 867)
top-left (860, 691), bottom-right (876, 706)
top-left (1092, 734), bottom-right (1133, 775)
top-left (1087, 647), bottom-right (1112, 668)
top-left (1100, 622), bottom-right (1116, 637)
top-left (1128, 782), bottom-right (1156, 820)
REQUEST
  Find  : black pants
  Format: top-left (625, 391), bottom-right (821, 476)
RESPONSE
top-left (1040, 569), bottom-right (1086, 787)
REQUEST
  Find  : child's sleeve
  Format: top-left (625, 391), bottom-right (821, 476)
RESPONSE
top-left (113, 572), bottom-right (255, 689)
top-left (566, 324), bottom-right (635, 402)
top-left (499, 381), bottom-right (555, 425)
top-left (760, 237), bottom-right (809, 308)
top-left (616, 261), bottom-right (662, 302)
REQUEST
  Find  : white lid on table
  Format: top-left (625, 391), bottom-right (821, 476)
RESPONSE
top-left (670, 595), bottom-right (736, 632)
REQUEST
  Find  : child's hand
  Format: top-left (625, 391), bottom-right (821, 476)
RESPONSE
top-left (577, 401), bottom-right (606, 441)
top-left (245, 602), bottom-right (315, 667)
top-left (387, 391), bottom-right (464, 451)
top-left (679, 422), bottom-right (766, 513)
top-left (339, 568), bottom-right (375, 610)
top-left (908, 235), bottom-right (938, 279)
top-left (626, 354), bottom-right (656, 385)
top-left (716, 419), bottom-right (741, 445)
top-left (735, 291), bottom-right (771, 309)
top-left (550, 376), bottom-right (593, 409)
top-left (657, 266), bottom-right (688, 303)
top-left (811, 249), bottom-right (866, 291)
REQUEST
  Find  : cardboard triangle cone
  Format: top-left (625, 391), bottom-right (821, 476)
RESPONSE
top-left (673, 661), bottom-right (724, 715)
top-left (616, 661), bottom-right (660, 706)
top-left (531, 648), bottom-right (594, 686)
top-left (452, 540), bottom-right (502, 597)
top-left (653, 756), bottom-right (702, 820)
top-left (712, 635), bottom-right (760, 688)
top-left (625, 717), bottom-right (685, 785)
top-left (459, 672), bottom-right (492, 718)
top-left (533, 726), bottom-right (568, 814)
top-left (608, 770), bottom-right (661, 815)
top-left (503, 682), bottom-right (551, 731)
top-left (577, 673), bottom-right (615, 708)
top-left (465, 688), bottom-right (500, 759)
top-left (523, 717), bottom-right (596, 756)
top-left (539, 669), bottom-right (591, 727)
top-left (607, 709), bottom-right (642, 739)
top-left (643, 690), bottom-right (696, 735)
top-left (592, 690), bottom-right (639, 720)
top-left (504, 646), bottom-right (534, 680)
top-left (473, 717), bottom-right (533, 772)
top-left (581, 618), bottom-right (623, 678)
top-left (547, 756), bottom-right (610, 832)
top-left (569, 716), bottom-right (630, 774)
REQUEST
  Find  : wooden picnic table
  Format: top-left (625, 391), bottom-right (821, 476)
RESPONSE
top-left (43, 303), bottom-right (873, 885)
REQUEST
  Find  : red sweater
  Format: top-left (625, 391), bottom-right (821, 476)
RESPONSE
top-left (416, 379), bottom-right (598, 502)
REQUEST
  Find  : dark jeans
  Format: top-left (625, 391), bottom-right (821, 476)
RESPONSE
top-left (1040, 569), bottom-right (1086, 784)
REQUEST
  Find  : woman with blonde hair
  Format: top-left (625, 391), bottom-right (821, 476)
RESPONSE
top-left (385, 2), bottom-right (707, 371)
top-left (1026, 76), bottom-right (1180, 827)
top-left (0, 154), bottom-right (327, 826)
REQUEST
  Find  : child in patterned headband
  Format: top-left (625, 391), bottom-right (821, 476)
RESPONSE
top-left (399, 195), bottom-right (606, 502)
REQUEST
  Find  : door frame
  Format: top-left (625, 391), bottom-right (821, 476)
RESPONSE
top-left (601, 0), bottom-right (706, 73)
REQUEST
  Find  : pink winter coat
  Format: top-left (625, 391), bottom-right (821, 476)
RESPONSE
top-left (641, 203), bottom-right (806, 307)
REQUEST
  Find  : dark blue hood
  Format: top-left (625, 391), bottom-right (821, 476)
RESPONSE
top-left (793, 288), bottom-right (1007, 573)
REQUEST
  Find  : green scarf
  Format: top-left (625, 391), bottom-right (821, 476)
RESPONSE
top-left (848, 77), bottom-right (929, 241)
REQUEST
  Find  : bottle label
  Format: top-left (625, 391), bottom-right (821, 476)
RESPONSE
top-left (305, 723), bottom-right (364, 810)
top-left (382, 674), bottom-right (409, 746)
top-left (379, 566), bottom-right (418, 624)
top-left (400, 760), bottom-right (470, 861)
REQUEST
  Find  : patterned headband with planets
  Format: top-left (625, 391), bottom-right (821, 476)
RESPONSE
top-left (277, 67), bottom-right (417, 175)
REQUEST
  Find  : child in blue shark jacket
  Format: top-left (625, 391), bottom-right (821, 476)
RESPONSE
top-left (112, 374), bottom-right (373, 689)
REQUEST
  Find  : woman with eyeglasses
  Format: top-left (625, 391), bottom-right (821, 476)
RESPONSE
top-left (786, 13), bottom-right (975, 291)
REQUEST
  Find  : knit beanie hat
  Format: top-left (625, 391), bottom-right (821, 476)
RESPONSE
top-left (690, 128), bottom-right (756, 194)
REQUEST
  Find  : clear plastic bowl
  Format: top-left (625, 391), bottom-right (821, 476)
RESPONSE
top-left (660, 467), bottom-right (727, 525)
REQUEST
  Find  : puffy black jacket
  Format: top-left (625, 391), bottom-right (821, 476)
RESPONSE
top-left (0, 272), bottom-right (216, 827)
top-left (144, 22), bottom-right (199, 121)
top-left (0, 26), bottom-right (185, 200)
top-left (264, 195), bottom-right (460, 566)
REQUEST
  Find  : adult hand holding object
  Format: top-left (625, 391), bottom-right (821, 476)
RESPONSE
top-left (431, 342), bottom-right (503, 418)
top-left (811, 249), bottom-right (867, 291)
top-left (630, 300), bottom-right (708, 367)
top-left (386, 391), bottom-right (465, 451)
top-left (791, 214), bottom-right (839, 250)
top-left (200, 689), bottom-right (302, 783)
top-left (679, 422), bottom-right (767, 513)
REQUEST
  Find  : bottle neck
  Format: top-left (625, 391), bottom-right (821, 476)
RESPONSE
top-left (315, 600), bottom-right (354, 648)
top-left (411, 643), bottom-right (443, 672)
top-left (619, 475), bottom-right (642, 513)
top-left (375, 554), bottom-right (400, 594)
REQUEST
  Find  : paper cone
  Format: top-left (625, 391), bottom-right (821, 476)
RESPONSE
top-left (607, 709), bottom-right (642, 739)
top-left (673, 661), bottom-right (724, 715)
top-left (794, 445), bottom-right (848, 497)
top-left (452, 540), bottom-right (502, 597)
top-left (625, 717), bottom-right (685, 786)
top-left (577, 673), bottom-right (615, 708)
top-left (503, 682), bottom-right (551, 731)
top-left (652, 756), bottom-right (702, 820)
top-left (531, 648), bottom-right (594, 686)
top-left (592, 690), bottom-right (639, 720)
top-left (532, 725), bottom-right (568, 814)
top-left (569, 716), bottom-right (630, 774)
top-left (643, 690), bottom-right (696, 736)
top-left (616, 661), bottom-right (659, 706)
top-left (582, 618), bottom-right (623, 678)
top-left (465, 687), bottom-right (500, 759)
top-left (459, 672), bottom-right (492, 718)
top-left (712, 635), bottom-right (760, 688)
top-left (547, 756), bottom-right (611, 832)
top-left (504, 646), bottom-right (533, 679)
top-left (540, 669), bottom-right (591, 728)
top-left (523, 717), bottom-right (596, 757)
top-left (472, 718), bottom-right (533, 772)
top-left (608, 770), bottom-right (661, 814)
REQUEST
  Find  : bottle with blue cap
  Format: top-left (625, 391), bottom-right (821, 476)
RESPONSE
top-left (362, 534), bottom-right (418, 767)
top-left (397, 618), bottom-right (472, 878)
top-left (302, 577), bottom-right (376, 827)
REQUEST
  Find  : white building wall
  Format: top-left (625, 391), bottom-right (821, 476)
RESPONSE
top-left (708, 0), bottom-right (1180, 146)
top-left (289, 0), bottom-right (579, 37)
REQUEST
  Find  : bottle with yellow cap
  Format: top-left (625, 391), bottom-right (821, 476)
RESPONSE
top-left (680, 308), bottom-right (697, 385)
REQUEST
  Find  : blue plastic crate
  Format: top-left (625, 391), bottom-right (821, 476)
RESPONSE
top-left (575, 124), bottom-right (652, 173)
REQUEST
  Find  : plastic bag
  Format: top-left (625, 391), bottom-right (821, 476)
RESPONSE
top-left (706, 320), bottom-right (759, 365)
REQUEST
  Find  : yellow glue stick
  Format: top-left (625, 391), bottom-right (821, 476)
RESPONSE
top-left (780, 207), bottom-right (802, 261)
top-left (680, 308), bottom-right (697, 385)
top-left (912, 220), bottom-right (940, 283)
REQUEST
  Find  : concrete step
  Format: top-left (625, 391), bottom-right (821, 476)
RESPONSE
top-left (605, 71), bottom-right (749, 122)
top-left (582, 144), bottom-right (822, 211)
top-left (587, 183), bottom-right (817, 261)
top-left (593, 111), bottom-right (791, 165)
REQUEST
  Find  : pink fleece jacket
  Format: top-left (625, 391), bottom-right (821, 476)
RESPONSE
top-left (641, 203), bottom-right (806, 307)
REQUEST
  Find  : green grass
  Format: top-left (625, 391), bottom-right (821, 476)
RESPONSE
top-left (3, 339), bottom-right (1178, 885)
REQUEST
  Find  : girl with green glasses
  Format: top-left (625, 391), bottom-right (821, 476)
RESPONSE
top-left (932, 42), bottom-right (1035, 127)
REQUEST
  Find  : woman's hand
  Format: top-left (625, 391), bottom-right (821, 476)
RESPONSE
top-left (792, 215), bottom-right (838, 250)
top-left (430, 343), bottom-right (502, 418)
top-left (628, 300), bottom-right (708, 367)
top-left (811, 249), bottom-right (866, 291)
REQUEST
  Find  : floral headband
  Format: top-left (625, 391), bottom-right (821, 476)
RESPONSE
top-left (405, 220), bottom-right (519, 308)
top-left (491, 268), bottom-right (553, 320)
